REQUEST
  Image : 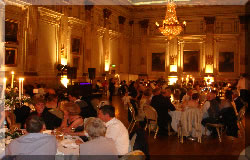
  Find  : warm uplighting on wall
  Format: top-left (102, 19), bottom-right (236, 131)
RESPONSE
top-left (205, 64), bottom-right (213, 73)
top-left (61, 75), bottom-right (69, 88)
top-left (170, 65), bottom-right (177, 72)
top-left (168, 76), bottom-right (178, 85)
top-left (61, 58), bottom-right (67, 66)
top-left (105, 62), bottom-right (110, 71)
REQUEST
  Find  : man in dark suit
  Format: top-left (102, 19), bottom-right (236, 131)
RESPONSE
top-left (232, 90), bottom-right (245, 113)
top-left (150, 89), bottom-right (175, 134)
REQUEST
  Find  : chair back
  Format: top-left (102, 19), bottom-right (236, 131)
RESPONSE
top-left (119, 150), bottom-right (145, 160)
top-left (128, 102), bottom-right (136, 121)
top-left (143, 105), bottom-right (157, 122)
top-left (181, 108), bottom-right (202, 137)
top-left (237, 105), bottom-right (247, 121)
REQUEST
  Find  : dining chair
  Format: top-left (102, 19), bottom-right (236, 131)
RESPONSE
top-left (128, 102), bottom-right (139, 134)
top-left (143, 105), bottom-right (159, 139)
top-left (179, 108), bottom-right (202, 143)
top-left (237, 104), bottom-right (248, 136)
top-left (205, 123), bottom-right (224, 142)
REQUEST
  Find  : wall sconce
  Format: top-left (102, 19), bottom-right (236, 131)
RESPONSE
top-left (205, 64), bottom-right (213, 73)
top-left (61, 57), bottom-right (67, 65)
top-left (168, 76), bottom-right (178, 85)
top-left (170, 65), bottom-right (177, 72)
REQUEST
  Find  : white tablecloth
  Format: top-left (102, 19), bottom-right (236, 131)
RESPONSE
top-left (169, 111), bottom-right (182, 132)
top-left (169, 110), bottom-right (210, 136)
top-left (56, 135), bottom-right (80, 160)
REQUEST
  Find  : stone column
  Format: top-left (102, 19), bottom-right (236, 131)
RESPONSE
top-left (103, 8), bottom-right (112, 73)
top-left (139, 19), bottom-right (149, 74)
top-left (118, 16), bottom-right (126, 73)
top-left (239, 16), bottom-right (248, 75)
top-left (204, 16), bottom-right (215, 75)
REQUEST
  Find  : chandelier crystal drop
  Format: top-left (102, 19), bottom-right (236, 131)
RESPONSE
top-left (156, 0), bottom-right (186, 40)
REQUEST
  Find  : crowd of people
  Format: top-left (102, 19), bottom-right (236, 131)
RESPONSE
top-left (0, 74), bottom-right (249, 159)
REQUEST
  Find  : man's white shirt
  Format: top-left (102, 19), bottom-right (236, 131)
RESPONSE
top-left (105, 118), bottom-right (129, 155)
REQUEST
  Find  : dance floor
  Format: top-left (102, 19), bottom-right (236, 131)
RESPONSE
top-left (109, 95), bottom-right (248, 160)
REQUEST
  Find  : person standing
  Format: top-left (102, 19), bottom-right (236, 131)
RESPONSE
top-left (109, 78), bottom-right (115, 102)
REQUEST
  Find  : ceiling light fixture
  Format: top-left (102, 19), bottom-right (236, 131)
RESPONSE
top-left (155, 0), bottom-right (186, 40)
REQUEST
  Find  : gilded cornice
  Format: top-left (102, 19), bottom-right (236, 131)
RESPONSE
top-left (109, 30), bottom-right (120, 40)
top-left (68, 17), bottom-right (86, 28)
top-left (96, 26), bottom-right (106, 37)
top-left (4, 0), bottom-right (31, 9)
top-left (38, 7), bottom-right (63, 25)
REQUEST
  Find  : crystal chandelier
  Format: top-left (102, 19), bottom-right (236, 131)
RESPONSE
top-left (156, 0), bottom-right (186, 40)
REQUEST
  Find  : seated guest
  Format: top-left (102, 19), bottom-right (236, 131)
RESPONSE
top-left (69, 92), bottom-right (97, 118)
top-left (201, 90), bottom-right (220, 136)
top-left (5, 115), bottom-right (57, 159)
top-left (150, 89), bottom-right (175, 135)
top-left (30, 97), bottom-right (62, 130)
top-left (183, 93), bottom-right (200, 109)
top-left (61, 102), bottom-right (84, 133)
top-left (14, 104), bottom-right (31, 129)
top-left (219, 90), bottom-right (238, 137)
top-left (181, 88), bottom-right (193, 103)
top-left (45, 94), bottom-right (58, 109)
top-left (98, 105), bottom-right (129, 155)
top-left (232, 90), bottom-right (245, 113)
top-left (68, 92), bottom-right (88, 109)
top-left (79, 117), bottom-right (118, 160)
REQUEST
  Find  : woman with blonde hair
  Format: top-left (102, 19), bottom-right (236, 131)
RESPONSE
top-left (60, 102), bottom-right (84, 133)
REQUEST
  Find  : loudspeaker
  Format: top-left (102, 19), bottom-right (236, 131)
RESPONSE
top-left (67, 67), bottom-right (77, 79)
top-left (88, 68), bottom-right (96, 80)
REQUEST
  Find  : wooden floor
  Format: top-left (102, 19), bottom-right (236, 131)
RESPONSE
top-left (107, 95), bottom-right (247, 160)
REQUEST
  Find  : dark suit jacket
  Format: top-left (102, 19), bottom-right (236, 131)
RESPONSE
top-left (234, 97), bottom-right (244, 112)
top-left (30, 108), bottom-right (62, 130)
top-left (150, 95), bottom-right (175, 119)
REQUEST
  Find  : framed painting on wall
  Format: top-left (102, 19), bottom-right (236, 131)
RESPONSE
top-left (5, 21), bottom-right (18, 43)
top-left (183, 50), bottom-right (199, 72)
top-left (71, 37), bottom-right (81, 54)
top-left (5, 47), bottom-right (17, 66)
top-left (219, 52), bottom-right (234, 72)
top-left (73, 56), bottom-right (80, 69)
top-left (152, 53), bottom-right (165, 72)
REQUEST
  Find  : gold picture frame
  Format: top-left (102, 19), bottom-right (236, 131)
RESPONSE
top-left (71, 37), bottom-right (81, 55)
top-left (5, 20), bottom-right (18, 44)
top-left (5, 47), bottom-right (17, 66)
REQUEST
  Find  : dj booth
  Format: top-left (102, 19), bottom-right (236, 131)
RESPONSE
top-left (68, 82), bottom-right (102, 99)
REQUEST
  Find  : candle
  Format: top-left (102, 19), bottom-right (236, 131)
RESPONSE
top-left (181, 77), bottom-right (183, 82)
top-left (11, 71), bottom-right (14, 88)
top-left (21, 78), bottom-right (24, 95)
top-left (193, 78), bottom-right (195, 84)
top-left (19, 78), bottom-right (22, 99)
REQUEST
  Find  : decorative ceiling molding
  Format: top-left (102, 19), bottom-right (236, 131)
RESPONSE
top-left (109, 30), bottom-right (121, 40)
top-left (4, 0), bottom-right (31, 9)
top-left (38, 7), bottom-right (63, 25)
top-left (68, 17), bottom-right (86, 28)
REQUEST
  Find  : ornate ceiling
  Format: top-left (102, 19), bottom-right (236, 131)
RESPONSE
top-left (89, 0), bottom-right (248, 5)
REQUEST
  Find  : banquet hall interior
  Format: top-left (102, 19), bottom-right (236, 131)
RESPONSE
top-left (1, 0), bottom-right (250, 159)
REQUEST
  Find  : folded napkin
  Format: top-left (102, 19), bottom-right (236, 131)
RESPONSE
top-left (60, 139), bottom-right (78, 149)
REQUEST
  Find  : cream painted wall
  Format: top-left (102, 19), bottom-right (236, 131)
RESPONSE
top-left (37, 21), bottom-right (57, 76)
